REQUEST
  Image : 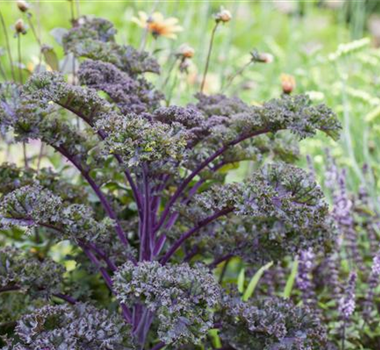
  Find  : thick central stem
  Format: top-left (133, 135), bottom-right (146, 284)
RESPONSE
top-left (140, 164), bottom-right (153, 261)
top-left (155, 129), bottom-right (270, 233)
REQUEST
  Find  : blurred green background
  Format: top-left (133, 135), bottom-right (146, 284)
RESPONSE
top-left (2, 0), bottom-right (380, 192)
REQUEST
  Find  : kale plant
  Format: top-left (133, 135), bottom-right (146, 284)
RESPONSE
top-left (0, 10), bottom-right (341, 350)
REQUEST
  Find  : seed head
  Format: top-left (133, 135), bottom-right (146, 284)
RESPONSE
top-left (281, 73), bottom-right (296, 94)
top-left (15, 19), bottom-right (27, 35)
top-left (177, 44), bottom-right (195, 59)
top-left (215, 7), bottom-right (232, 23)
top-left (16, 0), bottom-right (30, 12)
top-left (251, 50), bottom-right (274, 63)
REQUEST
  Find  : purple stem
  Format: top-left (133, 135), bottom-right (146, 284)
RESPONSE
top-left (209, 254), bottom-right (234, 268)
top-left (153, 162), bottom-right (226, 257)
top-left (140, 164), bottom-right (152, 261)
top-left (55, 145), bottom-right (131, 250)
top-left (79, 242), bottom-right (132, 323)
top-left (0, 285), bottom-right (20, 293)
top-left (155, 129), bottom-right (269, 232)
top-left (133, 308), bottom-right (154, 345)
top-left (160, 207), bottom-right (234, 264)
top-left (55, 101), bottom-right (143, 215)
top-left (150, 342), bottom-right (166, 350)
top-left (0, 285), bottom-right (77, 305)
top-left (183, 245), bottom-right (200, 262)
top-left (53, 293), bottom-right (77, 304)
top-left (87, 242), bottom-right (117, 271)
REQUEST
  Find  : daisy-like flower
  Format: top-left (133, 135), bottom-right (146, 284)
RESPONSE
top-left (132, 11), bottom-right (183, 39)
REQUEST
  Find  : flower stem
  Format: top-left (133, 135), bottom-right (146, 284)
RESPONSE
top-left (37, 142), bottom-right (44, 172)
top-left (17, 35), bottom-right (23, 84)
top-left (222, 60), bottom-right (253, 93)
top-left (22, 142), bottom-right (28, 168)
top-left (162, 55), bottom-right (178, 89)
top-left (139, 0), bottom-right (160, 52)
top-left (200, 21), bottom-right (219, 93)
top-left (26, 14), bottom-right (42, 47)
top-left (0, 60), bottom-right (7, 80)
top-left (0, 10), bottom-right (16, 82)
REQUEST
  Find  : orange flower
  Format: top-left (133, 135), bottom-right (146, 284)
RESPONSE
top-left (281, 74), bottom-right (296, 94)
top-left (177, 44), bottom-right (195, 59)
top-left (132, 11), bottom-right (183, 39)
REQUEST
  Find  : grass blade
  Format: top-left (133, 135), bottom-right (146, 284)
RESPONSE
top-left (283, 257), bottom-right (299, 299)
top-left (242, 261), bottom-right (273, 301)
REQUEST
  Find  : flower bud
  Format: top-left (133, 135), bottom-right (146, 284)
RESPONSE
top-left (258, 52), bottom-right (274, 63)
top-left (16, 0), bottom-right (30, 12)
top-left (15, 19), bottom-right (27, 35)
top-left (251, 51), bottom-right (274, 64)
top-left (177, 44), bottom-right (195, 59)
top-left (281, 74), bottom-right (296, 94)
top-left (215, 7), bottom-right (232, 23)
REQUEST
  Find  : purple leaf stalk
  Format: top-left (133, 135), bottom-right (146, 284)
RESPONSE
top-left (0, 13), bottom-right (341, 350)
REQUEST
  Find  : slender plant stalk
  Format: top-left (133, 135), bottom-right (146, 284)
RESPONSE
top-left (166, 61), bottom-right (179, 106)
top-left (75, 0), bottom-right (80, 18)
top-left (53, 101), bottom-right (143, 215)
top-left (139, 0), bottom-right (160, 52)
top-left (69, 0), bottom-right (75, 23)
top-left (26, 14), bottom-right (42, 47)
top-left (0, 285), bottom-right (77, 305)
top-left (222, 60), bottom-right (253, 92)
top-left (36, 143), bottom-right (44, 172)
top-left (200, 21), bottom-right (219, 93)
top-left (0, 10), bottom-right (16, 81)
top-left (342, 319), bottom-right (346, 350)
top-left (0, 60), bottom-right (7, 80)
top-left (17, 35), bottom-right (23, 84)
top-left (162, 55), bottom-right (178, 89)
top-left (150, 342), bottom-right (165, 350)
top-left (17, 34), bottom-right (29, 168)
top-left (53, 293), bottom-right (77, 304)
top-left (161, 207), bottom-right (234, 264)
top-left (54, 144), bottom-right (132, 253)
top-left (22, 142), bottom-right (28, 169)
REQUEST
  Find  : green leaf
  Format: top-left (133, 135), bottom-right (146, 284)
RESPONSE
top-left (242, 261), bottom-right (273, 301)
top-left (208, 329), bottom-right (221, 349)
top-left (42, 46), bottom-right (59, 71)
top-left (237, 268), bottom-right (245, 294)
top-left (283, 258), bottom-right (298, 298)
